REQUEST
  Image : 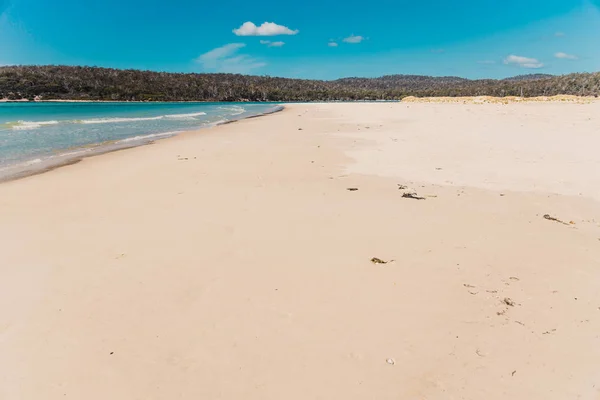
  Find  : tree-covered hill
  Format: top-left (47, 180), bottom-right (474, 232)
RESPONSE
top-left (1, 65), bottom-right (598, 101)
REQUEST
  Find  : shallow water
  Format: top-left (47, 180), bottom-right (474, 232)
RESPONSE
top-left (0, 101), bottom-right (281, 179)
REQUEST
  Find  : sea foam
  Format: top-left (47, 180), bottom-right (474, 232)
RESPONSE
top-left (80, 116), bottom-right (165, 124)
top-left (10, 120), bottom-right (60, 130)
top-left (116, 131), bottom-right (181, 143)
top-left (164, 112), bottom-right (207, 119)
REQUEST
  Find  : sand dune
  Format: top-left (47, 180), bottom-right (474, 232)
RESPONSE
top-left (401, 95), bottom-right (597, 104)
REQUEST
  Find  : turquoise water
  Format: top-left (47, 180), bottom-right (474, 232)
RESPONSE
top-left (0, 102), bottom-right (281, 177)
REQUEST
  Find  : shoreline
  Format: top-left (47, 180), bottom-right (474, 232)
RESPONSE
top-left (3, 95), bottom-right (597, 184)
top-left (2, 98), bottom-right (598, 187)
top-left (0, 104), bottom-right (284, 183)
top-left (0, 99), bottom-right (277, 103)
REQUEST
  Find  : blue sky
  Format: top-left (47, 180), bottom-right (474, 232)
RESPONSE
top-left (1, 0), bottom-right (599, 79)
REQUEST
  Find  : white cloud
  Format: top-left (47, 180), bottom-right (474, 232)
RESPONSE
top-left (233, 21), bottom-right (298, 36)
top-left (555, 52), bottom-right (578, 60)
top-left (260, 40), bottom-right (285, 47)
top-left (196, 43), bottom-right (266, 74)
top-left (503, 54), bottom-right (544, 69)
top-left (328, 41), bottom-right (338, 47)
top-left (197, 43), bottom-right (245, 66)
top-left (342, 35), bottom-right (364, 44)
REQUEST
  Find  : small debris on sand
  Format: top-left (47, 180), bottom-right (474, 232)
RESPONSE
top-left (503, 298), bottom-right (516, 307)
top-left (463, 284), bottom-right (476, 288)
top-left (386, 358), bottom-right (395, 365)
top-left (347, 188), bottom-right (359, 191)
top-left (397, 184), bottom-right (408, 190)
top-left (543, 214), bottom-right (569, 225)
top-left (402, 193), bottom-right (426, 200)
top-left (371, 257), bottom-right (389, 264)
top-left (512, 370), bottom-right (516, 376)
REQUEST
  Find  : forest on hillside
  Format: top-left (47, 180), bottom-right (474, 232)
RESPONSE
top-left (1, 65), bottom-right (599, 101)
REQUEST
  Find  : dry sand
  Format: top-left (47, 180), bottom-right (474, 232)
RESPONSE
top-left (1, 102), bottom-right (600, 399)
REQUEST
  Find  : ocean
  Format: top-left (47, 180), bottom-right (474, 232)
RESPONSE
top-left (0, 101), bottom-right (281, 180)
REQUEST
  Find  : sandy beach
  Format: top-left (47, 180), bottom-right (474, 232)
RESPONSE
top-left (1, 101), bottom-right (600, 399)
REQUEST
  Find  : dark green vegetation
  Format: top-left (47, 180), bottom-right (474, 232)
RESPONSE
top-left (1, 65), bottom-right (599, 101)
